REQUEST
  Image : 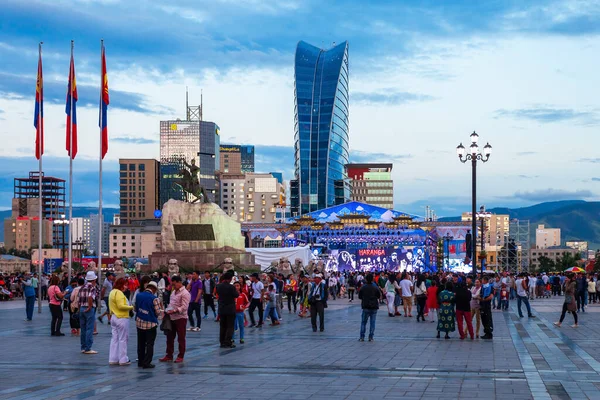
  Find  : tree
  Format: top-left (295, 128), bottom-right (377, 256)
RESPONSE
top-left (537, 255), bottom-right (555, 273)
top-left (555, 252), bottom-right (581, 272)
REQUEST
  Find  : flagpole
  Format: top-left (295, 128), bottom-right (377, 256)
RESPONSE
top-left (97, 39), bottom-right (104, 313)
top-left (37, 41), bottom-right (43, 314)
top-left (68, 40), bottom-right (74, 283)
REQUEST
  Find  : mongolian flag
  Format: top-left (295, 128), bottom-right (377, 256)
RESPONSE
top-left (65, 52), bottom-right (78, 159)
top-left (34, 49), bottom-right (43, 160)
top-left (99, 44), bottom-right (109, 159)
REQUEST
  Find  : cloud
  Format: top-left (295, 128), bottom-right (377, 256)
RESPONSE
top-left (516, 151), bottom-right (537, 156)
top-left (580, 158), bottom-right (600, 163)
top-left (512, 189), bottom-right (596, 202)
top-left (592, 178), bottom-right (600, 182)
top-left (518, 175), bottom-right (540, 179)
top-left (351, 151), bottom-right (412, 164)
top-left (495, 106), bottom-right (599, 125)
top-left (112, 137), bottom-right (158, 145)
top-left (352, 90), bottom-right (435, 105)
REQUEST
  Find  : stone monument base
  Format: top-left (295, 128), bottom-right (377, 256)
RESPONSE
top-left (148, 247), bottom-right (258, 273)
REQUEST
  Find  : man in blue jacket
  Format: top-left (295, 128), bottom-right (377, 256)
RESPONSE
top-left (135, 281), bottom-right (162, 369)
top-left (23, 273), bottom-right (36, 321)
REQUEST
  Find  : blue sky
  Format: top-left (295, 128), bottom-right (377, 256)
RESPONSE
top-left (0, 0), bottom-right (599, 216)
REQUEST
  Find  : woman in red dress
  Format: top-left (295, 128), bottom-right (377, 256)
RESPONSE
top-left (426, 280), bottom-right (439, 323)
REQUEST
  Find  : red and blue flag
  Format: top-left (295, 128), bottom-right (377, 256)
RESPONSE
top-left (34, 49), bottom-right (43, 160)
top-left (66, 53), bottom-right (78, 159)
top-left (100, 45), bottom-right (109, 159)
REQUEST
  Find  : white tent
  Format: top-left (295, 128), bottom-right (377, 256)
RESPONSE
top-left (246, 246), bottom-right (313, 271)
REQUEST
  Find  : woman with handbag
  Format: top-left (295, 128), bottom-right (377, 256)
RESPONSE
top-left (48, 275), bottom-right (66, 336)
top-left (554, 275), bottom-right (578, 328)
top-left (68, 278), bottom-right (82, 335)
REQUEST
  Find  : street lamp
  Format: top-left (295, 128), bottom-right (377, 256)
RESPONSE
top-left (457, 131), bottom-right (492, 276)
top-left (443, 232), bottom-right (454, 271)
top-left (53, 214), bottom-right (69, 259)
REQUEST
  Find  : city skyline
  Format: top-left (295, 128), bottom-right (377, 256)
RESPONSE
top-left (0, 0), bottom-right (599, 216)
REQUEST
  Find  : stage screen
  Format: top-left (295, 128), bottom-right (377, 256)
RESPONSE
top-left (325, 247), bottom-right (430, 272)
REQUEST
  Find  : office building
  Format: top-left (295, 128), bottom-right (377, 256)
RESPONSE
top-left (461, 212), bottom-right (510, 247)
top-left (219, 172), bottom-right (285, 223)
top-left (219, 144), bottom-right (255, 173)
top-left (159, 120), bottom-right (220, 206)
top-left (70, 217), bottom-right (91, 249)
top-left (13, 172), bottom-right (65, 248)
top-left (89, 214), bottom-right (110, 256)
top-left (529, 246), bottom-right (579, 270)
top-left (109, 219), bottom-right (160, 259)
top-left (119, 159), bottom-right (160, 224)
top-left (3, 199), bottom-right (53, 251)
top-left (346, 163), bottom-right (394, 209)
top-left (291, 40), bottom-right (350, 216)
top-left (536, 224), bottom-right (561, 249)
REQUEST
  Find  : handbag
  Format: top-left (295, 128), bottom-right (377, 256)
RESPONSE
top-left (160, 313), bottom-right (172, 333)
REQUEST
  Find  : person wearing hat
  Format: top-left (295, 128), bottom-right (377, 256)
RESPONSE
top-left (78, 271), bottom-right (99, 354)
top-left (309, 274), bottom-right (327, 332)
top-left (22, 272), bottom-right (36, 321)
top-left (135, 280), bottom-right (163, 368)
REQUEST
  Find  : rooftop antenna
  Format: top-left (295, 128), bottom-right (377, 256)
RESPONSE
top-left (186, 86), bottom-right (189, 120)
top-left (200, 89), bottom-right (203, 121)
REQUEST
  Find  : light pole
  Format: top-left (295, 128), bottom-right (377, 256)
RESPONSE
top-left (443, 232), bottom-right (453, 271)
top-left (477, 205), bottom-right (492, 272)
top-left (456, 131), bottom-right (492, 276)
top-left (53, 214), bottom-right (69, 259)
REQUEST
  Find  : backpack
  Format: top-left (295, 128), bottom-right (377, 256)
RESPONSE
top-left (70, 286), bottom-right (81, 312)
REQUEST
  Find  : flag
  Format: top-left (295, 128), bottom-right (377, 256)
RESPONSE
top-left (34, 50), bottom-right (43, 160)
top-left (65, 53), bottom-right (78, 159)
top-left (99, 45), bottom-right (109, 159)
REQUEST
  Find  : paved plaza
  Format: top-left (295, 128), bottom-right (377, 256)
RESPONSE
top-left (0, 296), bottom-right (599, 400)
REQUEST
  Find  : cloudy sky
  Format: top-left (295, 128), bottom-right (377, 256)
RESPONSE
top-left (0, 0), bottom-right (598, 216)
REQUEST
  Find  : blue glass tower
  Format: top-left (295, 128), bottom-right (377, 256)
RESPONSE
top-left (291, 40), bottom-right (350, 216)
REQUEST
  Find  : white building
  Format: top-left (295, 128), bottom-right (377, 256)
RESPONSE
top-left (536, 224), bottom-right (561, 249)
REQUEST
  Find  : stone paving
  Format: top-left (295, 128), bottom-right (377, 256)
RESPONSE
top-left (0, 295), bottom-right (599, 399)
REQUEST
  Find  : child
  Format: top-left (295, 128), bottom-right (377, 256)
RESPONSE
top-left (500, 283), bottom-right (509, 311)
top-left (264, 284), bottom-right (280, 325)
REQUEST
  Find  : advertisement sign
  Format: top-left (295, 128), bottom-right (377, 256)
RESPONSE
top-left (324, 247), bottom-right (430, 272)
top-left (44, 258), bottom-right (63, 274)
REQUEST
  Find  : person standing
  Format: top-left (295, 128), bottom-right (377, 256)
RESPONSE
top-left (135, 281), bottom-right (162, 369)
top-left (515, 274), bottom-right (535, 318)
top-left (248, 273), bottom-right (264, 327)
top-left (216, 271), bottom-right (239, 348)
top-left (455, 283), bottom-right (473, 340)
top-left (285, 274), bottom-right (298, 314)
top-left (414, 274), bottom-right (428, 322)
top-left (98, 273), bottom-right (115, 325)
top-left (426, 280), bottom-right (439, 323)
top-left (22, 272), bottom-right (36, 321)
top-left (160, 275), bottom-right (190, 363)
top-left (48, 276), bottom-right (66, 336)
top-left (298, 275), bottom-right (310, 317)
top-left (202, 271), bottom-right (217, 320)
top-left (576, 273), bottom-right (587, 313)
top-left (469, 279), bottom-right (482, 339)
top-left (186, 271), bottom-right (202, 332)
top-left (347, 273), bottom-right (356, 303)
top-left (79, 271), bottom-right (99, 354)
top-left (328, 274), bottom-right (338, 300)
top-left (108, 278), bottom-right (134, 366)
top-left (384, 274), bottom-right (396, 317)
top-left (399, 273), bottom-right (414, 317)
top-left (68, 278), bottom-right (83, 335)
top-left (309, 274), bottom-right (327, 332)
top-left (588, 275), bottom-right (596, 304)
top-left (437, 282), bottom-right (456, 339)
top-left (358, 274), bottom-right (380, 341)
top-left (233, 281), bottom-right (249, 344)
top-left (554, 275), bottom-right (578, 328)
top-left (480, 276), bottom-right (494, 340)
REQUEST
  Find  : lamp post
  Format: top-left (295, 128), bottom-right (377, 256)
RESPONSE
top-left (53, 214), bottom-right (69, 259)
top-left (477, 205), bottom-right (492, 272)
top-left (456, 131), bottom-right (492, 276)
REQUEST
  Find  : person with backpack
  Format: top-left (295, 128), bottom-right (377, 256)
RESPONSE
top-left (69, 278), bottom-right (83, 336)
top-left (358, 273), bottom-right (381, 341)
top-left (309, 274), bottom-right (327, 332)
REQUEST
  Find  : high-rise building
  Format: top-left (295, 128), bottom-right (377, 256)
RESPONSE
top-left (219, 172), bottom-right (285, 223)
top-left (536, 224), bottom-right (561, 249)
top-left (89, 214), bottom-right (110, 256)
top-left (119, 159), bottom-right (160, 224)
top-left (291, 40), bottom-right (350, 216)
top-left (13, 172), bottom-right (65, 248)
top-left (159, 120), bottom-right (220, 206)
top-left (219, 144), bottom-right (255, 173)
top-left (346, 163), bottom-right (394, 209)
top-left (461, 212), bottom-right (510, 247)
top-left (70, 217), bottom-right (91, 249)
top-left (3, 198), bottom-right (53, 251)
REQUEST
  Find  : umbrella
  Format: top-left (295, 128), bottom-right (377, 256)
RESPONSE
top-left (564, 266), bottom-right (585, 273)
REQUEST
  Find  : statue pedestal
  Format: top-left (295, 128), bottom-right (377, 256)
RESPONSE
top-left (148, 200), bottom-right (258, 272)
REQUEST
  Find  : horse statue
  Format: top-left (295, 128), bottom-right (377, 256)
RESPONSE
top-left (174, 158), bottom-right (210, 204)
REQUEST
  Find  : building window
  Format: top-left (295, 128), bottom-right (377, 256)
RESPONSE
top-left (122, 236), bottom-right (126, 239)
top-left (113, 243), bottom-right (116, 247)
top-left (120, 164), bottom-right (127, 171)
top-left (113, 249), bottom-right (117, 254)
top-left (129, 164), bottom-right (136, 171)
top-left (138, 164), bottom-right (145, 171)
top-left (122, 249), bottom-right (127, 253)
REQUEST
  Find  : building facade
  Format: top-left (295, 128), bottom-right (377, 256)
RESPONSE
top-left (109, 220), bottom-right (160, 259)
top-left (89, 214), bottom-right (110, 256)
top-left (346, 163), bottom-right (394, 209)
top-left (70, 217), bottom-right (91, 249)
top-left (220, 172), bottom-right (285, 223)
top-left (529, 247), bottom-right (579, 270)
top-left (291, 40), bottom-right (350, 216)
top-left (159, 120), bottom-right (220, 206)
top-left (219, 144), bottom-right (255, 173)
top-left (536, 224), bottom-right (561, 249)
top-left (461, 212), bottom-right (510, 247)
top-left (3, 216), bottom-right (52, 251)
top-left (119, 159), bottom-right (160, 224)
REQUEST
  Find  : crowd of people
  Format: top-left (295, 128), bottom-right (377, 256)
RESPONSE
top-left (5, 267), bottom-right (598, 367)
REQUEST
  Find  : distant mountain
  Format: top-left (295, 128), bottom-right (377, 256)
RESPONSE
top-left (0, 207), bottom-right (119, 243)
top-left (440, 200), bottom-right (600, 250)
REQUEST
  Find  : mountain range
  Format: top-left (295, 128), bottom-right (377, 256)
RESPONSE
top-left (439, 200), bottom-right (600, 250)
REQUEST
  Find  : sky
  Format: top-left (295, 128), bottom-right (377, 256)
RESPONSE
top-left (0, 0), bottom-right (599, 217)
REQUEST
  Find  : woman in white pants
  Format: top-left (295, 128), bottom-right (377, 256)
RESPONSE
top-left (384, 275), bottom-right (397, 317)
top-left (108, 277), bottom-right (134, 366)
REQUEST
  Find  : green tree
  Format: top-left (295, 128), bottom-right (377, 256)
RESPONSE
top-left (537, 255), bottom-right (555, 273)
top-left (555, 252), bottom-right (581, 272)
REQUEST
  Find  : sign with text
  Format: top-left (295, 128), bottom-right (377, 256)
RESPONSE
top-left (173, 224), bottom-right (215, 241)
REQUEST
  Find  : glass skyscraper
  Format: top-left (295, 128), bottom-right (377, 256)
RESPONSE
top-left (291, 40), bottom-right (350, 216)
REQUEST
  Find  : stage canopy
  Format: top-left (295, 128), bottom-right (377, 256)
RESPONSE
top-left (246, 246), bottom-right (313, 271)
top-left (302, 201), bottom-right (421, 223)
